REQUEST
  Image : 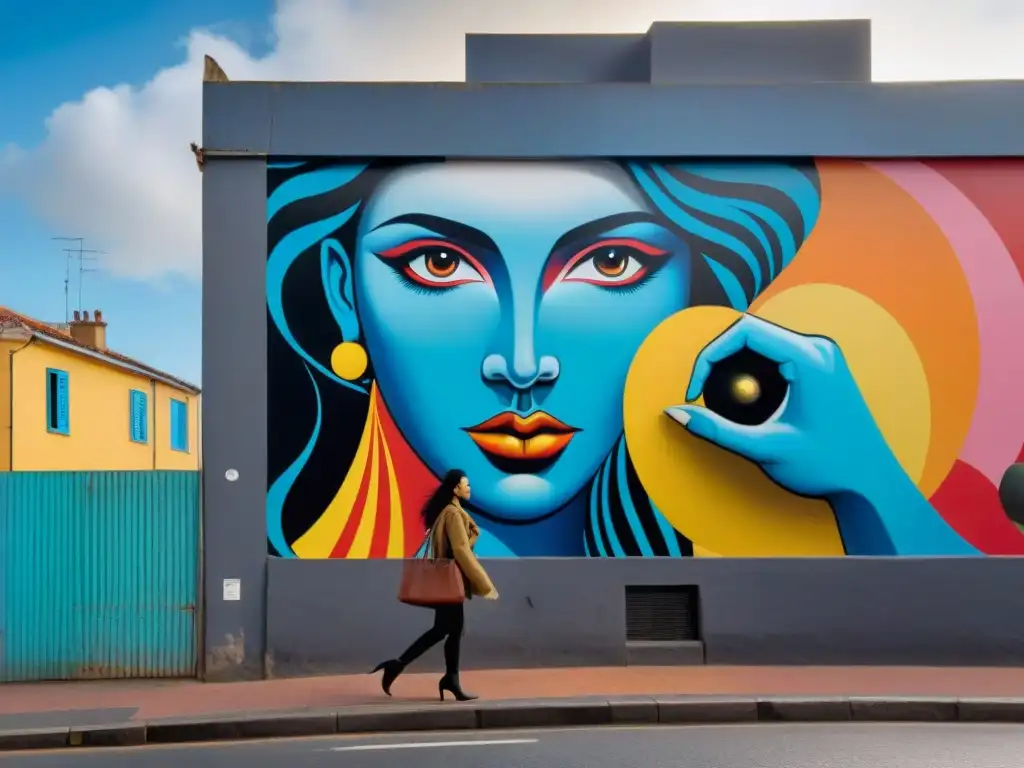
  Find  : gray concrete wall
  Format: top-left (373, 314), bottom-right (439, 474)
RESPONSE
top-left (266, 557), bottom-right (1024, 677)
top-left (466, 34), bottom-right (649, 83)
top-left (202, 39), bottom-right (1024, 682)
top-left (648, 21), bottom-right (871, 83)
top-left (201, 157), bottom-right (268, 681)
top-left (203, 81), bottom-right (1024, 158)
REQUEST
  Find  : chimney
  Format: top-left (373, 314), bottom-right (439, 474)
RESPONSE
top-left (69, 308), bottom-right (108, 350)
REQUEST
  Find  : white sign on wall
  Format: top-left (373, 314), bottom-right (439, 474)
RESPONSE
top-left (223, 578), bottom-right (241, 601)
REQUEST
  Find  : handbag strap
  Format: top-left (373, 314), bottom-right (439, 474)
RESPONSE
top-left (418, 513), bottom-right (447, 561)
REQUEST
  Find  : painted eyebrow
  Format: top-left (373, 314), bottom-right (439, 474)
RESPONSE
top-left (539, 212), bottom-right (666, 292)
top-left (549, 212), bottom-right (661, 253)
top-left (368, 213), bottom-right (498, 254)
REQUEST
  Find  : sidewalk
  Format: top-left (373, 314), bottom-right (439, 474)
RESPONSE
top-left (4, 665), bottom-right (1024, 728)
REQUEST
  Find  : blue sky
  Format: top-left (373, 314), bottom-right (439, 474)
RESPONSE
top-left (0, 0), bottom-right (273, 386)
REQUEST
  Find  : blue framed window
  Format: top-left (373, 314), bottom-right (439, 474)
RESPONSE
top-left (45, 368), bottom-right (70, 435)
top-left (129, 389), bottom-right (148, 443)
top-left (170, 398), bottom-right (189, 452)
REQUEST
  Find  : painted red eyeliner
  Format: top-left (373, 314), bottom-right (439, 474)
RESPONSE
top-left (376, 238), bottom-right (492, 287)
top-left (544, 237), bottom-right (669, 290)
top-left (377, 238), bottom-right (473, 261)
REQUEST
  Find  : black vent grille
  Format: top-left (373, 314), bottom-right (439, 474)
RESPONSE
top-left (625, 585), bottom-right (700, 642)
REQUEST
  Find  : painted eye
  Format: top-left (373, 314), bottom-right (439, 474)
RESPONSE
top-left (406, 247), bottom-right (484, 285)
top-left (562, 240), bottom-right (666, 286)
top-left (376, 239), bottom-right (491, 289)
top-left (588, 247), bottom-right (641, 280)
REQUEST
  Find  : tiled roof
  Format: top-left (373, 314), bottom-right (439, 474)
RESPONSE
top-left (0, 306), bottom-right (200, 393)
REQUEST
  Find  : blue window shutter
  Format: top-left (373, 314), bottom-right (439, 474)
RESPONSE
top-left (130, 390), bottom-right (148, 443)
top-left (45, 372), bottom-right (53, 430)
top-left (170, 399), bottom-right (188, 451)
top-left (130, 391), bottom-right (140, 440)
top-left (140, 392), bottom-right (149, 442)
top-left (56, 371), bottom-right (69, 434)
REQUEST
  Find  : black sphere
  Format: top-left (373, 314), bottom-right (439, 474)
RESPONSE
top-left (701, 347), bottom-right (788, 427)
top-left (999, 463), bottom-right (1024, 526)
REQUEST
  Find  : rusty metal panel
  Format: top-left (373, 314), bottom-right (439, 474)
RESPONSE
top-left (0, 471), bottom-right (200, 682)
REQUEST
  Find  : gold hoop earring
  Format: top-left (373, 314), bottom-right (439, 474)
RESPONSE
top-left (330, 341), bottom-right (368, 380)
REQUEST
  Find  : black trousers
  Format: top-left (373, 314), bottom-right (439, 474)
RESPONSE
top-left (398, 603), bottom-right (465, 675)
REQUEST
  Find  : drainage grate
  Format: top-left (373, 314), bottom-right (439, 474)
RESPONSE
top-left (625, 585), bottom-right (700, 642)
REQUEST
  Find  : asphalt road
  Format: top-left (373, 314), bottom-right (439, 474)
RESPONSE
top-left (3, 723), bottom-right (1024, 767)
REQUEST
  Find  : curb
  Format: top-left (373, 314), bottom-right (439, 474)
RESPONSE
top-left (3, 695), bottom-right (1024, 751)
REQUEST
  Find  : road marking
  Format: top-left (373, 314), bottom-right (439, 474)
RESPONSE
top-left (330, 738), bottom-right (538, 752)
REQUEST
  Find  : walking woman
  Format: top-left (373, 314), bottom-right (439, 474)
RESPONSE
top-left (372, 470), bottom-right (499, 701)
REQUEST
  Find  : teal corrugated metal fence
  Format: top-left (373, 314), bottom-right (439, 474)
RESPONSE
top-left (0, 471), bottom-right (200, 682)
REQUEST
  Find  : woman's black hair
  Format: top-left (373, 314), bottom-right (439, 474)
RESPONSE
top-left (421, 469), bottom-right (467, 530)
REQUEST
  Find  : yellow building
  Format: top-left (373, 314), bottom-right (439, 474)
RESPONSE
top-left (0, 307), bottom-right (200, 471)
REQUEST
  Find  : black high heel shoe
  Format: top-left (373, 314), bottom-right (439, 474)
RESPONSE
top-left (438, 673), bottom-right (477, 702)
top-left (370, 659), bottom-right (405, 696)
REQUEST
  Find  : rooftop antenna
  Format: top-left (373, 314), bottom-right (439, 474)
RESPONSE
top-left (59, 250), bottom-right (77, 321)
top-left (52, 237), bottom-right (83, 323)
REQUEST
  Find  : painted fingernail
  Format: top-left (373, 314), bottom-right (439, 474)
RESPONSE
top-left (664, 407), bottom-right (691, 427)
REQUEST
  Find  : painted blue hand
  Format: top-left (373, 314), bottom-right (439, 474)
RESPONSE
top-left (665, 315), bottom-right (978, 556)
top-left (666, 315), bottom-right (889, 497)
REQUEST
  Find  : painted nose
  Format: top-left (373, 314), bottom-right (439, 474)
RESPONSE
top-left (482, 353), bottom-right (560, 390)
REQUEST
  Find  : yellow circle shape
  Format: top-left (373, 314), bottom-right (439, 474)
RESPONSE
top-left (330, 341), bottom-right (368, 381)
top-left (624, 305), bottom-right (844, 557)
top-left (623, 286), bottom-right (933, 557)
top-left (692, 543), bottom-right (721, 558)
top-left (755, 284), bottom-right (932, 484)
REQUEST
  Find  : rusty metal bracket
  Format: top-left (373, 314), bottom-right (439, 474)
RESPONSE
top-left (190, 143), bottom-right (205, 173)
top-left (203, 55), bottom-right (229, 84)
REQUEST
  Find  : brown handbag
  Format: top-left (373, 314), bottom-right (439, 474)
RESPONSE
top-left (398, 519), bottom-right (466, 606)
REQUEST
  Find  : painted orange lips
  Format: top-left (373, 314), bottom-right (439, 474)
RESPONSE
top-left (464, 411), bottom-right (579, 471)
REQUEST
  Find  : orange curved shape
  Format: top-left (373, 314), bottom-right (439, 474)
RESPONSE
top-left (753, 160), bottom-right (979, 497)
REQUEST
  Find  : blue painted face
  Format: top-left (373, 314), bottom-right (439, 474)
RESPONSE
top-left (352, 161), bottom-right (690, 521)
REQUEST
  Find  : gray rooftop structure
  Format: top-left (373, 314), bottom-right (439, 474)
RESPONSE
top-left (202, 19), bottom-right (1024, 159)
top-left (466, 20), bottom-right (872, 84)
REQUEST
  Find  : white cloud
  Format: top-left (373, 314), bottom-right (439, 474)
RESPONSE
top-left (3, 0), bottom-right (1024, 281)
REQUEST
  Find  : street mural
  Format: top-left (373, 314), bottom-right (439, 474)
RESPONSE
top-left (266, 158), bottom-right (1024, 559)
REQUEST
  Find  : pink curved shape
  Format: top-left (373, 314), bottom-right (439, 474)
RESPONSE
top-left (869, 161), bottom-right (1024, 486)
